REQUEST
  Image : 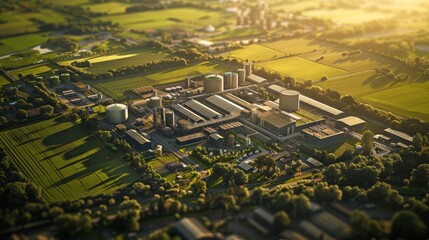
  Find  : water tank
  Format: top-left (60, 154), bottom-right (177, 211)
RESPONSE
top-left (50, 76), bottom-right (60, 87)
top-left (60, 73), bottom-right (70, 84)
top-left (231, 72), bottom-right (239, 89)
top-left (244, 63), bottom-right (252, 76)
top-left (204, 74), bottom-right (224, 93)
top-left (237, 69), bottom-right (245, 84)
top-left (279, 90), bottom-right (300, 112)
top-left (150, 96), bottom-right (162, 108)
top-left (106, 103), bottom-right (128, 124)
top-left (224, 72), bottom-right (233, 89)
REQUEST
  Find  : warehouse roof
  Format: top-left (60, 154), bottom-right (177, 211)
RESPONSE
top-left (258, 111), bottom-right (294, 128)
top-left (176, 132), bottom-right (206, 143)
top-left (171, 104), bottom-right (205, 123)
top-left (384, 128), bottom-right (413, 143)
top-left (125, 129), bottom-right (151, 145)
top-left (299, 95), bottom-right (344, 117)
top-left (246, 74), bottom-right (267, 84)
top-left (238, 162), bottom-right (254, 172)
top-left (224, 93), bottom-right (255, 110)
top-left (268, 84), bottom-right (286, 94)
top-left (219, 121), bottom-right (243, 131)
top-left (184, 99), bottom-right (222, 120)
top-left (302, 124), bottom-right (344, 139)
top-left (173, 218), bottom-right (213, 240)
top-left (336, 116), bottom-right (366, 127)
top-left (209, 133), bottom-right (224, 141)
top-left (206, 95), bottom-right (244, 114)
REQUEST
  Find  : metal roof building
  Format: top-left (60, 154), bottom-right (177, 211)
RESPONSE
top-left (224, 93), bottom-right (255, 110)
top-left (384, 128), bottom-right (414, 144)
top-left (205, 95), bottom-right (244, 114)
top-left (184, 99), bottom-right (222, 120)
top-left (298, 95), bottom-right (345, 118)
top-left (171, 104), bottom-right (205, 123)
top-left (246, 74), bottom-right (268, 84)
top-left (173, 218), bottom-right (214, 240)
top-left (336, 116), bottom-right (366, 130)
top-left (125, 129), bottom-right (151, 151)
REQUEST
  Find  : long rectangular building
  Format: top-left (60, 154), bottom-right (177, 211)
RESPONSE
top-left (205, 95), bottom-right (244, 114)
top-left (171, 104), bottom-right (205, 123)
top-left (184, 99), bottom-right (222, 120)
top-left (299, 95), bottom-right (345, 118)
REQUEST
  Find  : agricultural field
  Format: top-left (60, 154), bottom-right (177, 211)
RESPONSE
top-left (87, 2), bottom-right (133, 14)
top-left (224, 44), bottom-right (284, 61)
top-left (0, 33), bottom-right (49, 56)
top-left (258, 56), bottom-right (348, 80)
top-left (100, 8), bottom-right (232, 31)
top-left (303, 9), bottom-right (392, 24)
top-left (0, 10), bottom-right (66, 36)
top-left (93, 61), bottom-right (234, 100)
top-left (210, 28), bottom-right (265, 41)
top-left (0, 118), bottom-right (141, 202)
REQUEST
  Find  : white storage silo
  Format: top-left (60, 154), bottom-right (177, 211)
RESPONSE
top-left (106, 103), bottom-right (128, 124)
top-left (204, 74), bottom-right (224, 93)
top-left (279, 90), bottom-right (300, 112)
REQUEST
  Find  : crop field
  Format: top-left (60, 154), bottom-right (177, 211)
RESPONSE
top-left (224, 44), bottom-right (284, 61)
top-left (100, 8), bottom-right (230, 31)
top-left (93, 61), bottom-right (234, 99)
top-left (303, 9), bottom-right (392, 24)
top-left (0, 10), bottom-right (66, 36)
top-left (258, 56), bottom-right (348, 80)
top-left (210, 28), bottom-right (265, 41)
top-left (0, 33), bottom-right (49, 56)
top-left (0, 118), bottom-right (141, 202)
top-left (11, 64), bottom-right (58, 78)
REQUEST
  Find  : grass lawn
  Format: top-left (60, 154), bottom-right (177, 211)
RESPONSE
top-left (87, 2), bottom-right (133, 14)
top-left (93, 61), bottom-right (234, 100)
top-left (11, 64), bottom-right (58, 78)
top-left (100, 8), bottom-right (230, 31)
top-left (258, 56), bottom-right (348, 81)
top-left (210, 28), bottom-right (265, 41)
top-left (0, 118), bottom-right (141, 203)
top-left (0, 75), bottom-right (11, 86)
top-left (0, 33), bottom-right (49, 55)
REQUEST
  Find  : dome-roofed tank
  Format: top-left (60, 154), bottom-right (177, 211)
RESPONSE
top-left (106, 103), bottom-right (128, 124)
top-left (279, 90), bottom-right (300, 112)
top-left (204, 74), bottom-right (224, 93)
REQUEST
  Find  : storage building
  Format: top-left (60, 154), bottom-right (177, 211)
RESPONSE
top-left (125, 129), bottom-right (151, 151)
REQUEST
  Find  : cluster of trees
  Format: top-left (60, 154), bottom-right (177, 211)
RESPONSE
top-left (374, 66), bottom-right (408, 82)
top-left (72, 60), bottom-right (92, 68)
top-left (33, 82), bottom-right (63, 109)
top-left (190, 146), bottom-right (255, 164)
top-left (125, 1), bottom-right (222, 13)
top-left (67, 57), bottom-right (188, 81)
top-left (341, 50), bottom-right (362, 57)
top-left (254, 155), bottom-right (280, 178)
top-left (320, 20), bottom-right (396, 39)
top-left (394, 55), bottom-right (429, 77)
top-left (212, 162), bottom-right (249, 185)
top-left (41, 37), bottom-right (78, 52)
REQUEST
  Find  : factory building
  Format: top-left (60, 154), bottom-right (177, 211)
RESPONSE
top-left (302, 124), bottom-right (345, 147)
top-left (205, 95), bottom-right (244, 115)
top-left (299, 95), bottom-right (345, 119)
top-left (237, 68), bottom-right (246, 84)
top-left (172, 218), bottom-right (214, 240)
top-left (125, 129), bottom-right (152, 151)
top-left (176, 132), bottom-right (207, 145)
top-left (256, 111), bottom-right (296, 136)
top-left (384, 128), bottom-right (414, 145)
top-left (106, 103), bottom-right (128, 124)
top-left (279, 90), bottom-right (300, 112)
top-left (171, 104), bottom-right (205, 123)
top-left (335, 116), bottom-right (366, 131)
top-left (209, 133), bottom-right (224, 147)
top-left (183, 99), bottom-right (222, 120)
top-left (267, 84), bottom-right (286, 98)
top-left (246, 74), bottom-right (268, 84)
top-left (203, 74), bottom-right (223, 93)
top-left (224, 93), bottom-right (255, 110)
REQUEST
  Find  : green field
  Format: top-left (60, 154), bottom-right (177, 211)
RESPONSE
top-left (0, 75), bottom-right (11, 86)
top-left (93, 61), bottom-right (234, 99)
top-left (210, 28), bottom-right (265, 41)
top-left (0, 33), bottom-right (49, 56)
top-left (0, 10), bottom-right (65, 36)
top-left (258, 56), bottom-right (348, 80)
top-left (11, 64), bottom-right (58, 78)
top-left (0, 118), bottom-right (141, 202)
top-left (100, 8), bottom-right (230, 31)
top-left (225, 44), bottom-right (284, 61)
top-left (303, 9), bottom-right (392, 24)
top-left (87, 2), bottom-right (133, 14)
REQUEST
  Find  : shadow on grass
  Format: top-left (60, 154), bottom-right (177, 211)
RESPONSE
top-left (63, 136), bottom-right (96, 160)
top-left (43, 125), bottom-right (85, 146)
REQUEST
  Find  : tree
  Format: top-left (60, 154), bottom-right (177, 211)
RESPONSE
top-left (16, 109), bottom-right (28, 119)
top-left (391, 210), bottom-right (427, 239)
top-left (55, 214), bottom-right (82, 238)
top-left (314, 182), bottom-right (342, 204)
top-left (413, 133), bottom-right (423, 151)
top-left (351, 210), bottom-right (383, 239)
top-left (0, 116), bottom-right (7, 125)
top-left (39, 105), bottom-right (54, 118)
top-left (324, 165), bottom-right (342, 184)
top-left (69, 113), bottom-right (79, 122)
top-left (273, 211), bottom-right (291, 232)
top-left (361, 130), bottom-right (375, 155)
top-left (410, 164), bottom-right (429, 185)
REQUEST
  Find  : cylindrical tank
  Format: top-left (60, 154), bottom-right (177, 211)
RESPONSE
top-left (50, 76), bottom-right (60, 87)
top-left (155, 145), bottom-right (163, 156)
top-left (97, 92), bottom-right (103, 100)
top-left (37, 76), bottom-right (43, 82)
top-left (165, 110), bottom-right (175, 128)
top-left (150, 96), bottom-right (162, 108)
top-left (279, 90), bottom-right (300, 112)
top-left (224, 72), bottom-right (233, 89)
top-left (237, 69), bottom-right (245, 84)
top-left (244, 63), bottom-right (252, 76)
top-left (185, 77), bottom-right (191, 88)
top-left (231, 72), bottom-right (239, 89)
top-left (60, 73), bottom-right (70, 84)
top-left (228, 134), bottom-right (235, 146)
top-left (204, 74), bottom-right (224, 93)
top-left (106, 103), bottom-right (128, 124)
